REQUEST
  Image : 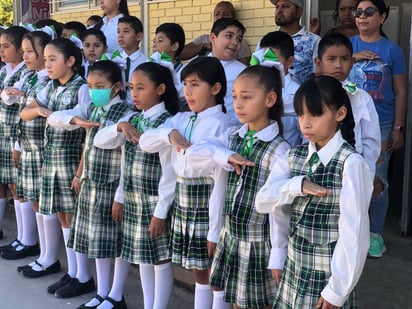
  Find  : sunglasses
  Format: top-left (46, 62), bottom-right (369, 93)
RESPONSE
top-left (353, 7), bottom-right (379, 18)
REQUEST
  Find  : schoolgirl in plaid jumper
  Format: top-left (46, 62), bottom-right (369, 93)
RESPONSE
top-left (1, 31), bottom-right (52, 263)
top-left (47, 60), bottom-right (132, 307)
top-left (20, 39), bottom-right (91, 285)
top-left (94, 62), bottom-right (179, 309)
top-left (0, 26), bottom-right (29, 242)
top-left (256, 76), bottom-right (372, 309)
top-left (187, 65), bottom-right (290, 309)
top-left (140, 57), bottom-right (231, 309)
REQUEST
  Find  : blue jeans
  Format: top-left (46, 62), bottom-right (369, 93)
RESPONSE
top-left (370, 121), bottom-right (393, 234)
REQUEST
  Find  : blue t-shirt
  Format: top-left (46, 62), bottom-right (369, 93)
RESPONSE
top-left (348, 35), bottom-right (407, 122)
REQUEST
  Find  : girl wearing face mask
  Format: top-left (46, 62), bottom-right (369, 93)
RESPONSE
top-left (47, 60), bottom-right (132, 308)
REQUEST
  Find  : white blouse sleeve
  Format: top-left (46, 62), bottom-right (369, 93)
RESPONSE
top-left (114, 145), bottom-right (126, 204)
top-left (321, 154), bottom-right (372, 306)
top-left (47, 84), bottom-right (91, 130)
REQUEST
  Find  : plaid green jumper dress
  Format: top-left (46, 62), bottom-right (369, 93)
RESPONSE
top-left (69, 101), bottom-right (131, 258)
top-left (274, 143), bottom-right (358, 309)
top-left (0, 63), bottom-right (28, 184)
top-left (17, 75), bottom-right (50, 202)
top-left (210, 133), bottom-right (285, 308)
top-left (121, 112), bottom-right (172, 264)
top-left (39, 75), bottom-right (85, 215)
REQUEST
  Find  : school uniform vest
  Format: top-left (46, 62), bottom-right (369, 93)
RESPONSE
top-left (224, 132), bottom-right (285, 241)
top-left (0, 64), bottom-right (28, 137)
top-left (288, 143), bottom-right (354, 246)
top-left (44, 74), bottom-right (85, 147)
top-left (124, 112), bottom-right (171, 195)
top-left (19, 78), bottom-right (50, 151)
top-left (84, 102), bottom-right (131, 185)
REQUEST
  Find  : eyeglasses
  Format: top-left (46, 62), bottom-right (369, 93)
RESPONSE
top-left (353, 7), bottom-right (379, 18)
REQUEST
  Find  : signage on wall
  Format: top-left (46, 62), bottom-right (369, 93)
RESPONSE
top-left (22, 0), bottom-right (50, 23)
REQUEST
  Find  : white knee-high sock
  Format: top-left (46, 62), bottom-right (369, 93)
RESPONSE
top-left (32, 213), bottom-right (60, 270)
top-left (75, 252), bottom-right (92, 283)
top-left (62, 227), bottom-right (77, 277)
top-left (95, 258), bottom-right (112, 298)
top-left (212, 290), bottom-right (231, 309)
top-left (139, 264), bottom-right (155, 309)
top-left (153, 262), bottom-right (174, 309)
top-left (108, 257), bottom-right (130, 301)
top-left (13, 200), bottom-right (22, 240)
top-left (20, 201), bottom-right (37, 246)
top-left (35, 212), bottom-right (46, 262)
top-left (195, 283), bottom-right (213, 309)
top-left (0, 198), bottom-right (7, 231)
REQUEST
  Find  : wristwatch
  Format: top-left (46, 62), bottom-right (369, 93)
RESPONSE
top-left (393, 125), bottom-right (404, 132)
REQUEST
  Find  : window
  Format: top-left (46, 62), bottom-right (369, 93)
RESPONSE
top-left (50, 0), bottom-right (98, 13)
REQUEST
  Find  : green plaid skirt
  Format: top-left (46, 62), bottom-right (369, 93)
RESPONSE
top-left (120, 190), bottom-right (171, 264)
top-left (0, 136), bottom-right (17, 184)
top-left (68, 178), bottom-right (121, 258)
top-left (210, 226), bottom-right (276, 308)
top-left (171, 177), bottom-right (213, 270)
top-left (39, 146), bottom-right (81, 214)
top-left (273, 235), bottom-right (358, 309)
top-left (17, 150), bottom-right (43, 202)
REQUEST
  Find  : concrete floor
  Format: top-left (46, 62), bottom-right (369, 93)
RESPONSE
top-left (0, 199), bottom-right (410, 309)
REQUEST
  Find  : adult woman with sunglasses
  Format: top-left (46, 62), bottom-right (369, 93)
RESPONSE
top-left (348, 0), bottom-right (407, 259)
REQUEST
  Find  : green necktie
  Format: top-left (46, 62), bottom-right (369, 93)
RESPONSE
top-left (240, 130), bottom-right (256, 159)
top-left (28, 73), bottom-right (38, 86)
top-left (308, 152), bottom-right (319, 177)
top-left (184, 114), bottom-right (197, 143)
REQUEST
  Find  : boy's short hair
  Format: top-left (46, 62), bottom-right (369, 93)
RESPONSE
top-left (318, 33), bottom-right (353, 59)
top-left (155, 23), bottom-right (186, 57)
top-left (211, 18), bottom-right (245, 36)
top-left (87, 15), bottom-right (102, 24)
top-left (260, 31), bottom-right (294, 59)
top-left (81, 28), bottom-right (107, 46)
top-left (63, 21), bottom-right (87, 37)
top-left (118, 16), bottom-right (143, 34)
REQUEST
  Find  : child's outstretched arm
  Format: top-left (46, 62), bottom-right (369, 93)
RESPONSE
top-left (320, 153), bottom-right (372, 307)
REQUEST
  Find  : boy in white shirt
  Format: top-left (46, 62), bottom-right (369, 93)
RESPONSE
top-left (209, 18), bottom-right (247, 125)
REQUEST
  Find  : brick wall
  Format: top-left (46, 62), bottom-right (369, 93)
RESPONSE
top-left (51, 0), bottom-right (276, 53)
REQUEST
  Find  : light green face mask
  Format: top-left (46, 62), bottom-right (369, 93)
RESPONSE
top-left (89, 86), bottom-right (114, 107)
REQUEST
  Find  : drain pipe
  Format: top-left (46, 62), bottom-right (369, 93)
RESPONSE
top-left (140, 0), bottom-right (149, 56)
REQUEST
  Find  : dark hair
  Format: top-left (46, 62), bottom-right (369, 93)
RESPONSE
top-left (22, 31), bottom-right (52, 59)
top-left (211, 18), bottom-right (246, 36)
top-left (118, 0), bottom-right (130, 16)
top-left (2, 26), bottom-right (29, 50)
top-left (318, 33), bottom-right (353, 60)
top-left (294, 75), bottom-right (355, 146)
top-left (118, 16), bottom-right (143, 34)
top-left (155, 23), bottom-right (186, 57)
top-left (357, 0), bottom-right (390, 37)
top-left (215, 1), bottom-right (236, 18)
top-left (87, 15), bottom-right (103, 24)
top-left (81, 28), bottom-right (107, 46)
top-left (47, 38), bottom-right (83, 73)
top-left (180, 57), bottom-right (227, 112)
top-left (35, 19), bottom-right (63, 38)
top-left (89, 60), bottom-right (125, 99)
top-left (237, 65), bottom-right (284, 134)
top-left (260, 31), bottom-right (294, 59)
top-left (134, 62), bottom-right (179, 115)
top-left (63, 21), bottom-right (87, 37)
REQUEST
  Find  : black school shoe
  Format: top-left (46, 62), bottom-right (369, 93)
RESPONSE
top-left (103, 296), bottom-right (127, 309)
top-left (1, 243), bottom-right (40, 260)
top-left (17, 261), bottom-right (36, 273)
top-left (47, 273), bottom-right (72, 294)
top-left (0, 239), bottom-right (21, 251)
top-left (76, 294), bottom-right (105, 309)
top-left (21, 260), bottom-right (61, 278)
top-left (54, 277), bottom-right (95, 298)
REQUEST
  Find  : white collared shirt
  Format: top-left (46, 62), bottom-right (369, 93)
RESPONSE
top-left (101, 14), bottom-right (123, 53)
